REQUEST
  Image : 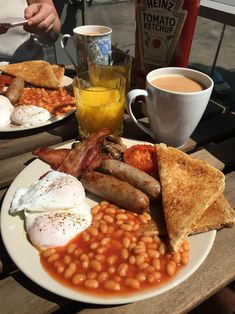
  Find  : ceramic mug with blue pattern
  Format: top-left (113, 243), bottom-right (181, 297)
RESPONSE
top-left (61, 25), bottom-right (112, 73)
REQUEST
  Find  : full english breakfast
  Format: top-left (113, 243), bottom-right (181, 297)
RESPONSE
top-left (8, 128), bottom-right (235, 296)
top-left (0, 61), bottom-right (75, 128)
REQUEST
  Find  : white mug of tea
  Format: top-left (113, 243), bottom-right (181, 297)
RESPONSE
top-left (61, 25), bottom-right (112, 73)
top-left (127, 67), bottom-right (214, 147)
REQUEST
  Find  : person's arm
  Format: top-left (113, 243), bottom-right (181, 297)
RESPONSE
top-left (24, 0), bottom-right (61, 43)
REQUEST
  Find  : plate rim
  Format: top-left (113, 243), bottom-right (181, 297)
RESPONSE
top-left (0, 138), bottom-right (216, 304)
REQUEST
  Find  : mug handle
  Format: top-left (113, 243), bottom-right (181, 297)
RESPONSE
top-left (126, 89), bottom-right (155, 139)
top-left (60, 34), bottom-right (79, 73)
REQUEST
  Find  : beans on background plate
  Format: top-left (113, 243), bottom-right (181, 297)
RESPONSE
top-left (41, 201), bottom-right (190, 296)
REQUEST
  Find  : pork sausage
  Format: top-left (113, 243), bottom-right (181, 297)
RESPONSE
top-left (5, 77), bottom-right (25, 105)
top-left (81, 171), bottom-right (149, 213)
top-left (98, 159), bottom-right (161, 200)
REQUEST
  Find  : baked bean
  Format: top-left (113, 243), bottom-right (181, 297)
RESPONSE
top-left (113, 230), bottom-right (124, 238)
top-left (116, 213), bottom-right (128, 220)
top-left (82, 260), bottom-right (89, 269)
top-left (129, 255), bottom-right (136, 265)
top-left (66, 243), bottom-right (77, 254)
top-left (84, 279), bottom-right (99, 289)
top-left (95, 254), bottom-right (105, 262)
top-left (166, 261), bottom-right (177, 276)
top-left (104, 280), bottom-right (120, 291)
top-left (181, 252), bottom-right (189, 265)
top-left (121, 224), bottom-right (133, 231)
top-left (100, 224), bottom-right (108, 234)
top-left (82, 231), bottom-right (90, 242)
top-left (159, 243), bottom-right (166, 255)
top-left (128, 220), bottom-right (135, 226)
top-left (153, 235), bottom-right (161, 244)
top-left (91, 204), bottom-right (101, 215)
top-left (122, 237), bottom-right (131, 248)
top-left (97, 246), bottom-right (107, 254)
top-left (182, 240), bottom-right (190, 252)
top-left (172, 252), bottom-right (181, 264)
top-left (136, 272), bottom-right (146, 282)
top-left (143, 212), bottom-right (151, 220)
top-left (152, 258), bottom-right (161, 270)
top-left (147, 272), bottom-right (161, 283)
top-left (74, 248), bottom-right (83, 257)
top-left (147, 249), bottom-right (160, 259)
top-left (125, 278), bottom-right (140, 289)
top-left (139, 215), bottom-right (147, 224)
top-left (72, 274), bottom-right (86, 284)
top-left (105, 207), bottom-right (116, 214)
top-left (90, 242), bottom-right (99, 250)
top-left (80, 253), bottom-right (89, 261)
top-left (63, 255), bottom-right (72, 264)
top-left (48, 253), bottom-right (59, 263)
top-left (101, 237), bottom-right (111, 246)
top-left (88, 252), bottom-right (95, 259)
top-left (121, 248), bottom-right (129, 259)
top-left (124, 232), bottom-right (136, 242)
top-left (103, 215), bottom-right (114, 223)
top-left (135, 254), bottom-right (146, 266)
top-left (117, 263), bottom-right (128, 276)
top-left (116, 220), bottom-right (124, 225)
top-left (147, 243), bottom-right (158, 250)
top-left (87, 271), bottom-right (97, 279)
top-left (146, 265), bottom-right (155, 273)
top-left (56, 265), bottom-right (65, 274)
top-left (141, 236), bottom-right (153, 244)
top-left (108, 266), bottom-right (116, 275)
top-left (129, 242), bottom-right (137, 250)
top-left (139, 262), bottom-right (149, 270)
top-left (107, 255), bottom-right (118, 265)
top-left (98, 272), bottom-right (109, 282)
top-left (134, 246), bottom-right (146, 255)
top-left (133, 224), bottom-right (140, 231)
top-left (64, 263), bottom-right (76, 278)
top-left (43, 248), bottom-right (56, 257)
top-left (90, 260), bottom-right (102, 272)
top-left (109, 203), bottom-right (119, 209)
top-left (94, 212), bottom-right (103, 221)
top-left (88, 226), bottom-right (99, 237)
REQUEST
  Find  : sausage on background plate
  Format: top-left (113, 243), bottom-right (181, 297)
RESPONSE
top-left (4, 77), bottom-right (24, 105)
top-left (98, 159), bottom-right (161, 200)
top-left (81, 171), bottom-right (149, 213)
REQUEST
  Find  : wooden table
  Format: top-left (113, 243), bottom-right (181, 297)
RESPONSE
top-left (0, 82), bottom-right (235, 313)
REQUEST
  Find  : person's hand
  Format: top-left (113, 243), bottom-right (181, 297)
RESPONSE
top-left (24, 3), bottom-right (57, 36)
top-left (0, 27), bottom-right (8, 34)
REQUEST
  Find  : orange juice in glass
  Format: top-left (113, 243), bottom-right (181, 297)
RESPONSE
top-left (73, 70), bottom-right (126, 136)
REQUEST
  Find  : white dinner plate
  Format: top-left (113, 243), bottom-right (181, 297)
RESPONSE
top-left (0, 76), bottom-right (75, 132)
top-left (0, 138), bottom-right (216, 305)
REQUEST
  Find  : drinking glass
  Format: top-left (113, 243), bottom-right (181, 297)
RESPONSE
top-left (73, 70), bottom-right (126, 137)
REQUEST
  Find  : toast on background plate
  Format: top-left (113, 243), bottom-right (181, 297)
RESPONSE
top-left (51, 64), bottom-right (65, 84)
top-left (0, 61), bottom-right (60, 89)
top-left (156, 143), bottom-right (225, 252)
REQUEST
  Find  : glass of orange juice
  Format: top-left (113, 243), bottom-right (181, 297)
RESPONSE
top-left (73, 69), bottom-right (126, 137)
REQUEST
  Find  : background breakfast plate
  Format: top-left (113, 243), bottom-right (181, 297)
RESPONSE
top-left (0, 76), bottom-right (75, 132)
top-left (0, 138), bottom-right (216, 305)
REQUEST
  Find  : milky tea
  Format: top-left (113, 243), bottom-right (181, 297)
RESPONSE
top-left (150, 75), bottom-right (206, 93)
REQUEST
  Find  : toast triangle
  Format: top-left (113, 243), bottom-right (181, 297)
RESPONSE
top-left (156, 143), bottom-right (225, 252)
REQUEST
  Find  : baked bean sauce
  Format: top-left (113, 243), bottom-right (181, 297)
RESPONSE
top-left (40, 201), bottom-right (189, 296)
top-left (0, 74), bottom-right (14, 92)
top-left (18, 87), bottom-right (75, 116)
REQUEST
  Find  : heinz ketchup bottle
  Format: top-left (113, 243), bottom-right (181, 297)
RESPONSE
top-left (134, 0), bottom-right (200, 88)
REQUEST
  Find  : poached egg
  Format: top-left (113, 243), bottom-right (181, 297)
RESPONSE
top-left (0, 95), bottom-right (14, 127)
top-left (10, 171), bottom-right (92, 249)
top-left (11, 105), bottom-right (51, 127)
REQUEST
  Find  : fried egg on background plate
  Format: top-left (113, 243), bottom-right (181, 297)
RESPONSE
top-left (10, 171), bottom-right (92, 249)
